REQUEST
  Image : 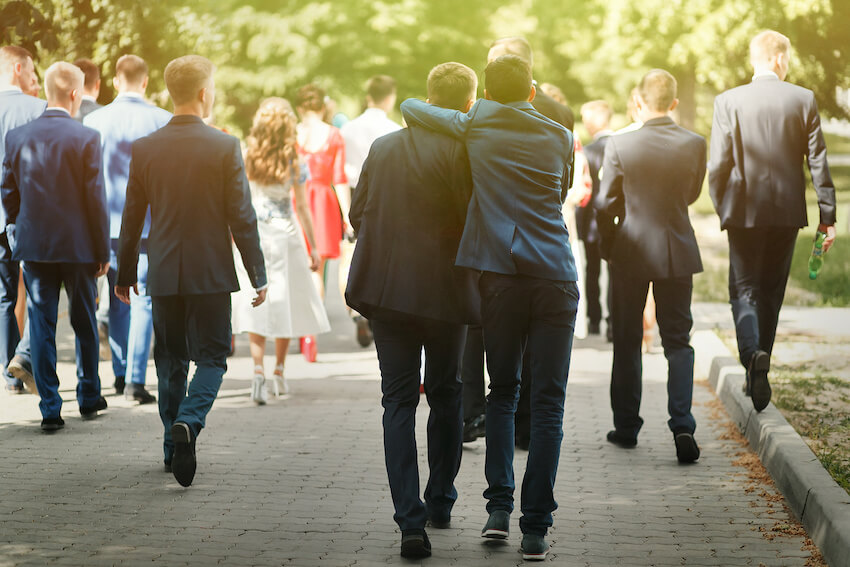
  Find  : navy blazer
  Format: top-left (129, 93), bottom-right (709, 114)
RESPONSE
top-left (0, 90), bottom-right (47, 229)
top-left (400, 98), bottom-right (577, 282)
top-left (595, 116), bottom-right (705, 281)
top-left (576, 133), bottom-right (611, 243)
top-left (346, 126), bottom-right (480, 325)
top-left (84, 94), bottom-right (172, 239)
top-left (709, 75), bottom-right (836, 229)
top-left (1, 109), bottom-right (109, 263)
top-left (117, 115), bottom-right (266, 296)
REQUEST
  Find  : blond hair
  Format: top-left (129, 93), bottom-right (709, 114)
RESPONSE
top-left (44, 62), bottom-right (84, 104)
top-left (164, 55), bottom-right (215, 106)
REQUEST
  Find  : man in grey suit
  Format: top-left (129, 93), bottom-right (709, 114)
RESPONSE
top-left (709, 30), bottom-right (837, 412)
top-left (595, 69), bottom-right (706, 463)
top-left (116, 55), bottom-right (266, 487)
top-left (73, 58), bottom-right (101, 121)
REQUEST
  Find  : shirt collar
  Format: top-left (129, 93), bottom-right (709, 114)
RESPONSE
top-left (363, 107), bottom-right (387, 118)
top-left (46, 107), bottom-right (71, 116)
top-left (752, 70), bottom-right (779, 81)
top-left (0, 85), bottom-right (22, 94)
top-left (116, 91), bottom-right (146, 100)
top-left (82, 94), bottom-right (98, 103)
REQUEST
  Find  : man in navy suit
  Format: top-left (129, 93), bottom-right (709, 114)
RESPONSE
top-left (346, 62), bottom-right (479, 559)
top-left (595, 70), bottom-right (706, 463)
top-left (401, 55), bottom-right (577, 561)
top-left (85, 55), bottom-right (171, 404)
top-left (709, 30), bottom-right (837, 412)
top-left (1, 62), bottom-right (110, 431)
top-left (0, 45), bottom-right (44, 395)
top-left (116, 55), bottom-right (266, 487)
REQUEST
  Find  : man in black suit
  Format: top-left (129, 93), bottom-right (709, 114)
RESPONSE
top-left (116, 55), bottom-right (266, 487)
top-left (709, 30), bottom-right (837, 412)
top-left (595, 69), bottom-right (706, 463)
top-left (345, 62), bottom-right (479, 559)
top-left (579, 100), bottom-right (614, 336)
top-left (73, 58), bottom-right (101, 121)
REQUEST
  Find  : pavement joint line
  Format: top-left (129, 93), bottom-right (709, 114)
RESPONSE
top-left (695, 328), bottom-right (850, 567)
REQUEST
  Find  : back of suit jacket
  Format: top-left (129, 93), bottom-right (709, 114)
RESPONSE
top-left (116, 115), bottom-right (266, 296)
top-left (576, 133), bottom-right (610, 243)
top-left (595, 117), bottom-right (706, 281)
top-left (1, 110), bottom-right (108, 264)
top-left (708, 75), bottom-right (836, 229)
top-left (346, 126), bottom-right (479, 325)
top-left (84, 94), bottom-right (172, 239)
top-left (0, 90), bottom-right (47, 228)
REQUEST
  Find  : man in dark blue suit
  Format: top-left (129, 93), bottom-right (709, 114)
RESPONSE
top-left (595, 70), bottom-right (706, 463)
top-left (0, 45), bottom-right (45, 395)
top-left (346, 62), bottom-right (479, 559)
top-left (73, 58), bottom-right (102, 122)
top-left (401, 55), bottom-right (578, 561)
top-left (1, 62), bottom-right (110, 431)
top-left (116, 55), bottom-right (266, 487)
top-left (85, 55), bottom-right (171, 404)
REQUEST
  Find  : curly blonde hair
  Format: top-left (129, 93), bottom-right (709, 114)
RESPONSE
top-left (245, 97), bottom-right (299, 185)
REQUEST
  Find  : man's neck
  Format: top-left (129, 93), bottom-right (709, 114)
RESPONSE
top-left (46, 103), bottom-right (72, 114)
top-left (752, 66), bottom-right (780, 80)
top-left (172, 103), bottom-right (205, 118)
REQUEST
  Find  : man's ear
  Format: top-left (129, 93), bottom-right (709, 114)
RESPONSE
top-left (112, 76), bottom-right (120, 91)
top-left (463, 98), bottom-right (474, 112)
top-left (141, 76), bottom-right (149, 91)
top-left (669, 98), bottom-right (679, 113)
top-left (527, 84), bottom-right (536, 103)
top-left (199, 87), bottom-right (207, 105)
top-left (484, 89), bottom-right (492, 101)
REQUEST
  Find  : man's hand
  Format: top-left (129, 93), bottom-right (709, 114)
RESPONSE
top-left (114, 284), bottom-right (138, 305)
top-left (818, 224), bottom-right (837, 254)
top-left (309, 249), bottom-right (321, 272)
top-left (252, 287), bottom-right (267, 307)
top-left (95, 262), bottom-right (109, 278)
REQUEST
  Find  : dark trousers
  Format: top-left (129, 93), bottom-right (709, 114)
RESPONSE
top-left (584, 239), bottom-right (603, 327)
top-left (461, 325), bottom-right (486, 421)
top-left (151, 293), bottom-right (230, 463)
top-left (0, 249), bottom-right (21, 386)
top-left (480, 272), bottom-right (577, 537)
top-left (22, 261), bottom-right (101, 418)
top-left (727, 227), bottom-right (798, 367)
top-left (371, 314), bottom-right (465, 531)
top-left (610, 267), bottom-right (696, 438)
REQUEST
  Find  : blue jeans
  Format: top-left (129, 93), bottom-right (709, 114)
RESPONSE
top-left (106, 241), bottom-right (153, 384)
top-left (480, 273), bottom-right (577, 537)
top-left (152, 293), bottom-right (230, 463)
top-left (371, 313), bottom-right (465, 531)
top-left (22, 261), bottom-right (101, 418)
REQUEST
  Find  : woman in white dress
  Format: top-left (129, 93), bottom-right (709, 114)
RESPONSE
top-left (233, 98), bottom-right (331, 404)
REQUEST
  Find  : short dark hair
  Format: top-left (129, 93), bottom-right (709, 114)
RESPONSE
top-left (116, 54), bottom-right (148, 85)
top-left (73, 58), bottom-right (100, 89)
top-left (427, 62), bottom-right (477, 112)
top-left (638, 69), bottom-right (677, 112)
top-left (295, 83), bottom-right (326, 112)
top-left (366, 75), bottom-right (396, 104)
top-left (484, 54), bottom-right (532, 104)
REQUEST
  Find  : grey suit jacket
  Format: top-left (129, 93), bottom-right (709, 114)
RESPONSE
top-left (708, 75), bottom-right (836, 229)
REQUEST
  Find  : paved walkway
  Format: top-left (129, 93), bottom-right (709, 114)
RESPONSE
top-left (0, 285), bottom-right (822, 566)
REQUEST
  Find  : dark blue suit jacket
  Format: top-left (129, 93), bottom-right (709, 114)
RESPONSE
top-left (346, 126), bottom-right (480, 325)
top-left (1, 109), bottom-right (108, 263)
top-left (116, 115), bottom-right (266, 296)
top-left (0, 89), bottom-right (47, 230)
top-left (401, 98), bottom-right (577, 282)
top-left (84, 94), bottom-right (172, 239)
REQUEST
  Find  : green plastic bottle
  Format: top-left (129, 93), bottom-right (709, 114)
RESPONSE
top-left (808, 231), bottom-right (827, 280)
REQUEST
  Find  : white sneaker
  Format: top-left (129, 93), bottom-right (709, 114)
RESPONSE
top-left (272, 364), bottom-right (289, 396)
top-left (251, 367), bottom-right (267, 405)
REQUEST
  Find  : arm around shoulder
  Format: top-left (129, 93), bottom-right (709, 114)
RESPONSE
top-left (400, 98), bottom-right (473, 140)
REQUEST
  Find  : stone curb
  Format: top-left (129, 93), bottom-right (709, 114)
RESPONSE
top-left (692, 329), bottom-right (850, 567)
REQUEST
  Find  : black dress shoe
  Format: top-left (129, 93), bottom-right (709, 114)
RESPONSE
top-left (41, 417), bottom-right (65, 432)
top-left (125, 383), bottom-right (156, 404)
top-left (674, 431), bottom-right (700, 463)
top-left (606, 430), bottom-right (637, 448)
top-left (400, 529), bottom-right (431, 558)
top-left (80, 396), bottom-right (108, 420)
top-left (114, 376), bottom-right (125, 396)
top-left (427, 509), bottom-right (451, 529)
top-left (463, 414), bottom-right (486, 443)
top-left (588, 321), bottom-right (601, 335)
top-left (748, 350), bottom-right (771, 412)
top-left (170, 422), bottom-right (196, 487)
top-left (515, 433), bottom-right (530, 451)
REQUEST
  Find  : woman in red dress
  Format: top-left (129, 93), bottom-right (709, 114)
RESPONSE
top-left (295, 83), bottom-right (350, 299)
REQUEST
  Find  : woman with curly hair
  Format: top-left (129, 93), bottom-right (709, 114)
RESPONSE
top-left (232, 97), bottom-right (330, 404)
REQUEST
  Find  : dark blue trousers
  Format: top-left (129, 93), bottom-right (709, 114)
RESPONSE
top-left (0, 251), bottom-right (21, 387)
top-left (609, 267), bottom-right (696, 438)
top-left (151, 293), bottom-right (230, 464)
top-left (22, 261), bottom-right (101, 418)
top-left (480, 272), bottom-right (577, 537)
top-left (371, 313), bottom-right (465, 532)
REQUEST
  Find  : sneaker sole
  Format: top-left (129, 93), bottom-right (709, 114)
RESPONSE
top-left (750, 351), bottom-right (771, 412)
top-left (521, 550), bottom-right (550, 561)
top-left (482, 529), bottom-right (509, 539)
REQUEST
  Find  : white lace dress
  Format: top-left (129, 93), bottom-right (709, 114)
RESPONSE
top-left (232, 172), bottom-right (331, 338)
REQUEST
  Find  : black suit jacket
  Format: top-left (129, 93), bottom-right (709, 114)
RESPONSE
top-left (532, 89), bottom-right (574, 132)
top-left (709, 75), bottom-right (836, 229)
top-left (345, 125), bottom-right (479, 325)
top-left (595, 116), bottom-right (706, 280)
top-left (76, 98), bottom-right (102, 122)
top-left (576, 133), bottom-right (611, 243)
top-left (117, 115), bottom-right (266, 295)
